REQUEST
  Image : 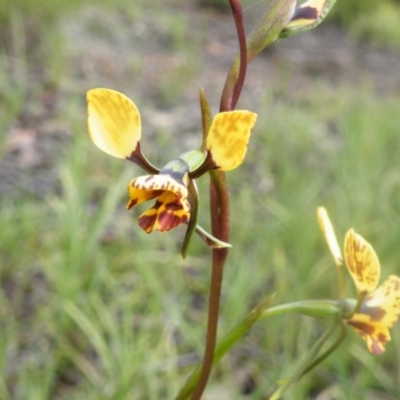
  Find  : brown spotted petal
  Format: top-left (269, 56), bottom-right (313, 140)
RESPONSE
top-left (205, 111), bottom-right (257, 171)
top-left (359, 275), bottom-right (400, 330)
top-left (126, 165), bottom-right (190, 233)
top-left (344, 229), bottom-right (380, 297)
top-left (138, 191), bottom-right (190, 233)
top-left (347, 275), bottom-right (400, 354)
top-left (347, 313), bottom-right (390, 355)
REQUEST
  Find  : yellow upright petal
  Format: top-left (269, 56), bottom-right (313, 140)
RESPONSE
top-left (205, 111), bottom-right (257, 171)
top-left (87, 88), bottom-right (141, 159)
top-left (344, 229), bottom-right (380, 296)
top-left (317, 207), bottom-right (343, 266)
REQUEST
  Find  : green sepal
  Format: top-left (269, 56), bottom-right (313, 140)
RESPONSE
top-left (161, 157), bottom-right (191, 177)
top-left (280, 0), bottom-right (337, 38)
top-left (178, 150), bottom-right (207, 173)
top-left (337, 298), bottom-right (358, 318)
top-left (180, 180), bottom-right (232, 258)
top-left (181, 180), bottom-right (199, 259)
top-left (199, 88), bottom-right (212, 151)
top-left (194, 225), bottom-right (232, 249)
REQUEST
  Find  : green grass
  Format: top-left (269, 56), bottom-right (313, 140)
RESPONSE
top-left (1, 1), bottom-right (400, 399)
top-left (329, 0), bottom-right (400, 46)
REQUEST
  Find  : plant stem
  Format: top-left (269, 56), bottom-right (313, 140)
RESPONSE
top-left (220, 0), bottom-right (295, 111)
top-left (225, 0), bottom-right (248, 111)
top-left (175, 296), bottom-right (273, 400)
top-left (177, 299), bottom-right (341, 399)
top-left (220, 0), bottom-right (247, 112)
top-left (190, 1), bottom-right (247, 398)
top-left (269, 320), bottom-right (340, 400)
top-left (190, 173), bottom-right (229, 400)
top-left (299, 318), bottom-right (347, 378)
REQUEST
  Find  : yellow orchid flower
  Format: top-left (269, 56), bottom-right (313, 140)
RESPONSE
top-left (126, 158), bottom-right (190, 233)
top-left (87, 88), bottom-right (257, 233)
top-left (318, 207), bottom-right (400, 354)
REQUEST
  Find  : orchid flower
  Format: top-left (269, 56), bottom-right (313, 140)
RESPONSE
top-left (87, 88), bottom-right (257, 237)
top-left (318, 207), bottom-right (400, 354)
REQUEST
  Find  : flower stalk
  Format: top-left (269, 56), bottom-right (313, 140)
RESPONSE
top-left (190, 168), bottom-right (231, 400)
top-left (191, 0), bottom-right (248, 397)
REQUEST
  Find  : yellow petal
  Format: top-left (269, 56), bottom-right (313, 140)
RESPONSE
top-left (127, 174), bottom-right (189, 210)
top-left (347, 312), bottom-right (390, 355)
top-left (317, 207), bottom-right (343, 266)
top-left (206, 111), bottom-right (257, 171)
top-left (344, 229), bottom-right (380, 296)
top-left (126, 168), bottom-right (191, 233)
top-left (87, 88), bottom-right (141, 159)
top-left (126, 187), bottom-right (162, 210)
top-left (360, 275), bottom-right (400, 328)
top-left (138, 191), bottom-right (190, 233)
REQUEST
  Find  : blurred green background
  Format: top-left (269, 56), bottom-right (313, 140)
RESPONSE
top-left (1, 0), bottom-right (400, 399)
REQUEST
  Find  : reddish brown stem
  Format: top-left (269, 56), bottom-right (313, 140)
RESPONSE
top-left (191, 2), bottom-right (248, 398)
top-left (220, 0), bottom-right (248, 112)
top-left (228, 0), bottom-right (248, 111)
top-left (191, 173), bottom-right (229, 400)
